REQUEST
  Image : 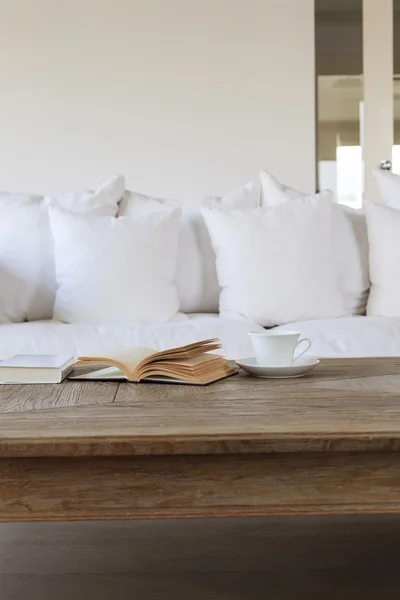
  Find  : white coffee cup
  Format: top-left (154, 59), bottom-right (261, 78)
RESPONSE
top-left (249, 330), bottom-right (312, 366)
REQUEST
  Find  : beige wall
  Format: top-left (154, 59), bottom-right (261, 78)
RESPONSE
top-left (0, 0), bottom-right (316, 197)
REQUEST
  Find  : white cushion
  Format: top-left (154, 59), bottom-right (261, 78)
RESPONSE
top-left (365, 201), bottom-right (400, 317)
top-left (0, 194), bottom-right (48, 324)
top-left (276, 316), bottom-right (400, 358)
top-left (372, 168), bottom-right (400, 208)
top-left (203, 192), bottom-right (346, 327)
top-left (117, 180), bottom-right (261, 313)
top-left (45, 174), bottom-right (125, 215)
top-left (1, 315), bottom-right (399, 361)
top-left (367, 172), bottom-right (400, 317)
top-left (50, 208), bottom-right (181, 324)
top-left (0, 175), bottom-right (125, 323)
top-left (0, 315), bottom-right (263, 361)
top-left (260, 171), bottom-right (370, 315)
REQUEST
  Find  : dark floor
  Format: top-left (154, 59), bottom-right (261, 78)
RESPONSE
top-left (1, 516), bottom-right (400, 599)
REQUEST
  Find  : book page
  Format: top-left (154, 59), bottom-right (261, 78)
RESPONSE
top-left (76, 347), bottom-right (155, 378)
top-left (69, 366), bottom-right (127, 380)
top-left (76, 339), bottom-right (224, 381)
top-left (148, 339), bottom-right (221, 363)
top-left (136, 353), bottom-right (227, 380)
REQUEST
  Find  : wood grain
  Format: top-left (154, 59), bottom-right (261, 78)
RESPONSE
top-left (2, 451), bottom-right (400, 521)
top-left (2, 358), bottom-right (400, 521)
top-left (0, 381), bottom-right (118, 413)
top-left (1, 358), bottom-right (400, 456)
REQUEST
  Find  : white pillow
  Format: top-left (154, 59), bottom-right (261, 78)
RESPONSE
top-left (117, 180), bottom-right (261, 313)
top-left (50, 208), bottom-right (181, 324)
top-left (365, 201), bottom-right (400, 317)
top-left (203, 192), bottom-right (346, 326)
top-left (260, 171), bottom-right (370, 315)
top-left (45, 174), bottom-right (125, 215)
top-left (0, 175), bottom-right (125, 323)
top-left (372, 169), bottom-right (400, 208)
top-left (0, 194), bottom-right (48, 323)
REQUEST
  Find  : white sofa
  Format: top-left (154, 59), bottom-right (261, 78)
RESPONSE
top-left (0, 170), bottom-right (399, 363)
top-left (1, 315), bottom-right (400, 362)
top-left (276, 317), bottom-right (400, 359)
top-left (0, 315), bottom-right (263, 362)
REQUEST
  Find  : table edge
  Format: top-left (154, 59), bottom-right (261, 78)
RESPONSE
top-left (2, 431), bottom-right (400, 457)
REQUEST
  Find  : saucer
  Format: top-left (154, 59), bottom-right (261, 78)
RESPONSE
top-left (235, 356), bottom-right (320, 379)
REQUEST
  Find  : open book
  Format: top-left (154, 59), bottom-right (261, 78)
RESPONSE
top-left (69, 339), bottom-right (237, 385)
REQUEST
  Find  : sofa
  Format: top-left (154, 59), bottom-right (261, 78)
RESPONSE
top-left (2, 315), bottom-right (400, 363)
top-left (0, 169), bottom-right (399, 363)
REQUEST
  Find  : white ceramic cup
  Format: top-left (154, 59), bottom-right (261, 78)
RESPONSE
top-left (248, 330), bottom-right (312, 366)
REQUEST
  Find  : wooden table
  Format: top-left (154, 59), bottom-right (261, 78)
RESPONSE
top-left (2, 358), bottom-right (400, 522)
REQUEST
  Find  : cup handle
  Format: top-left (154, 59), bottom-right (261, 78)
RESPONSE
top-left (293, 338), bottom-right (312, 362)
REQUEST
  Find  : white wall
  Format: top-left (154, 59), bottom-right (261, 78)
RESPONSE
top-left (0, 0), bottom-right (315, 197)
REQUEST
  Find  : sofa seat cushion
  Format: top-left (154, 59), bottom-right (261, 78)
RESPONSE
top-left (0, 314), bottom-right (263, 361)
top-left (276, 316), bottom-right (400, 358)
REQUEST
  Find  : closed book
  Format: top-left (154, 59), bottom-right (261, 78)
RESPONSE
top-left (0, 355), bottom-right (75, 384)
